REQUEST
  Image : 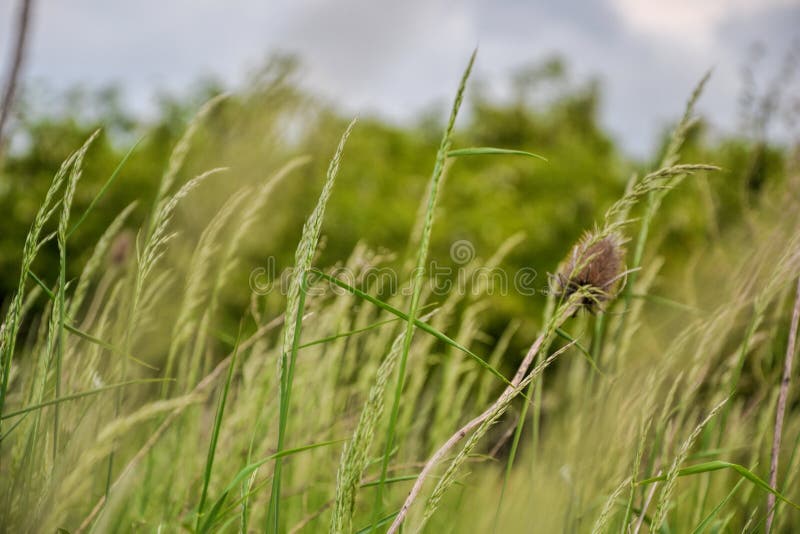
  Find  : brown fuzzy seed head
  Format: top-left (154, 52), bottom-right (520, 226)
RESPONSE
top-left (553, 231), bottom-right (627, 310)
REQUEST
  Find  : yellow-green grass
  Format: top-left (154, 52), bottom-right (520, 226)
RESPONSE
top-left (1, 52), bottom-right (799, 534)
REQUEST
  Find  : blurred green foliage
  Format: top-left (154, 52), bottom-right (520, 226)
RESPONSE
top-left (0, 55), bottom-right (791, 338)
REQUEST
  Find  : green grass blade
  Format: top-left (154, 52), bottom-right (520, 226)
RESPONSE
top-left (631, 292), bottom-right (702, 314)
top-left (67, 136), bottom-right (143, 238)
top-left (314, 271), bottom-right (512, 387)
top-left (26, 270), bottom-right (157, 370)
top-left (54, 130), bottom-right (99, 462)
top-left (268, 118), bottom-right (356, 533)
top-left (196, 327), bottom-right (241, 531)
top-left (690, 478), bottom-right (744, 534)
top-left (200, 439), bottom-right (344, 533)
top-left (447, 147), bottom-right (547, 161)
top-left (0, 145), bottom-right (79, 421)
top-left (1, 378), bottom-right (172, 419)
top-left (269, 272), bottom-right (309, 532)
top-left (357, 512), bottom-right (400, 534)
top-left (27, 270), bottom-right (55, 300)
top-left (63, 323), bottom-right (158, 370)
top-left (555, 327), bottom-right (602, 374)
top-left (638, 460), bottom-right (800, 511)
top-left (298, 317), bottom-right (400, 349)
top-left (370, 49), bottom-right (477, 530)
top-left (613, 72), bottom-right (712, 357)
top-left (0, 411), bottom-right (28, 442)
top-left (360, 475), bottom-right (419, 488)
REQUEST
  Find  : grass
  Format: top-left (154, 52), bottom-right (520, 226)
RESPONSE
top-left (1, 51), bottom-right (800, 534)
top-left (267, 117), bottom-right (357, 533)
top-left (370, 50), bottom-right (477, 532)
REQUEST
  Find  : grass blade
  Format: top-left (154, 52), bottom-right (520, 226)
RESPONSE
top-left (200, 439), bottom-right (345, 533)
top-left (638, 460), bottom-right (800, 511)
top-left (267, 118), bottom-right (357, 533)
top-left (357, 512), bottom-right (399, 534)
top-left (0, 378), bottom-right (173, 420)
top-left (611, 72), bottom-right (712, 364)
top-left (555, 327), bottom-right (602, 374)
top-left (690, 478), bottom-right (745, 534)
top-left (196, 327), bottom-right (241, 531)
top-left (53, 130), bottom-right (99, 461)
top-left (315, 271), bottom-right (512, 387)
top-left (0, 140), bottom-right (82, 422)
top-left (447, 147), bottom-right (547, 161)
top-left (26, 270), bottom-right (158, 370)
top-left (298, 317), bottom-right (400, 349)
top-left (370, 50), bottom-right (478, 529)
top-left (67, 136), bottom-right (143, 238)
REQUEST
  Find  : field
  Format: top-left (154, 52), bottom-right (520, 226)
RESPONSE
top-left (1, 49), bottom-right (800, 533)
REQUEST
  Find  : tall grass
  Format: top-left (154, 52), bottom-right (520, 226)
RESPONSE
top-left (1, 52), bottom-right (800, 534)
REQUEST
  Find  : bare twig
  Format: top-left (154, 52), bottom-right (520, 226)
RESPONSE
top-left (488, 418), bottom-right (519, 459)
top-left (766, 277), bottom-right (800, 532)
top-left (632, 470), bottom-right (661, 534)
top-left (386, 302), bottom-right (577, 533)
top-left (0, 0), bottom-right (33, 154)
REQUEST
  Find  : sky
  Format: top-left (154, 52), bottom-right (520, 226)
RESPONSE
top-left (1, 0), bottom-right (798, 157)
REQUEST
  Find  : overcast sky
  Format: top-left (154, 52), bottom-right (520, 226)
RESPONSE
top-left (1, 0), bottom-right (798, 156)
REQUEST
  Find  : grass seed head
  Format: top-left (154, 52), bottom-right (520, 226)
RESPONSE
top-left (553, 230), bottom-right (627, 312)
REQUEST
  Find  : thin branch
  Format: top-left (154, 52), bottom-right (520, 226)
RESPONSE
top-left (632, 470), bottom-right (661, 534)
top-left (488, 419), bottom-right (519, 459)
top-left (387, 303), bottom-right (577, 533)
top-left (766, 277), bottom-right (800, 532)
top-left (0, 0), bottom-right (33, 153)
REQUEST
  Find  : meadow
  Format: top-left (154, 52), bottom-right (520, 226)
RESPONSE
top-left (1, 50), bottom-right (800, 533)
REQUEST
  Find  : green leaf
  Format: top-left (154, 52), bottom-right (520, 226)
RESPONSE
top-left (447, 147), bottom-right (548, 162)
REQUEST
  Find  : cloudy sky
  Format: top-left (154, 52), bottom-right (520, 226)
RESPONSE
top-left (1, 0), bottom-right (798, 156)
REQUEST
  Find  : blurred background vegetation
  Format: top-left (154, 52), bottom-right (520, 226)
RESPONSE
top-left (0, 53), bottom-right (796, 356)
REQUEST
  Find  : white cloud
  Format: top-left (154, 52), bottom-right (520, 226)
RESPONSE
top-left (610, 0), bottom-right (796, 50)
